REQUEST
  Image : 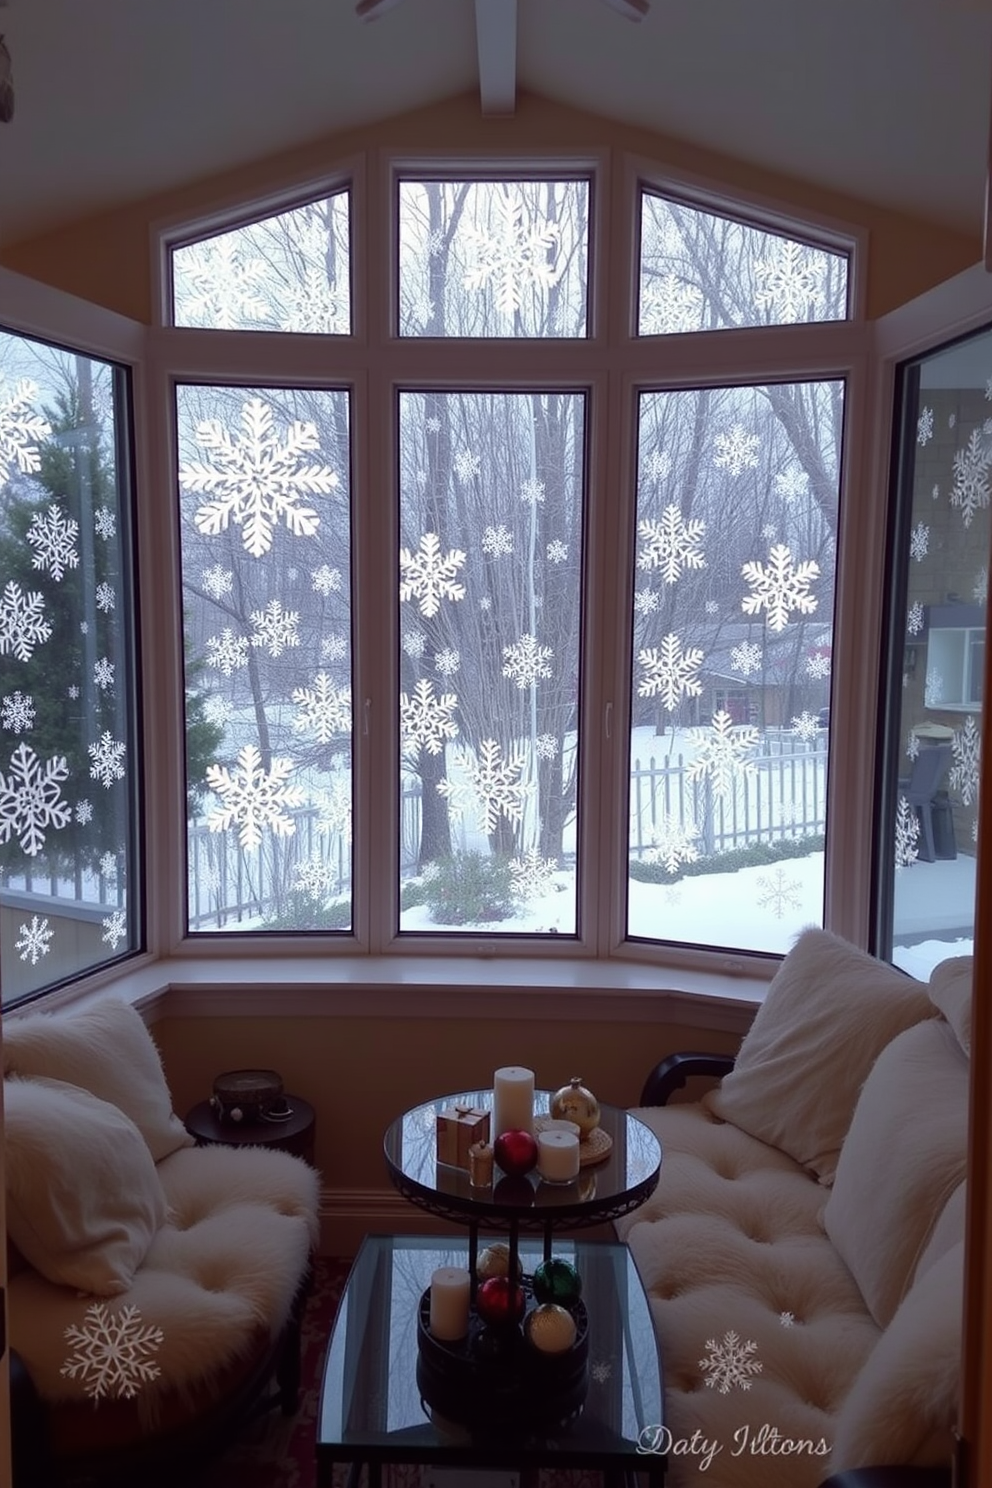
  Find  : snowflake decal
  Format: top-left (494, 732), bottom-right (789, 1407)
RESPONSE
top-left (924, 667), bottom-right (945, 707)
top-left (0, 584), bottom-right (53, 662)
top-left (520, 477), bottom-right (546, 505)
top-left (205, 745), bottom-right (306, 849)
top-left (536, 733), bottom-right (559, 760)
top-left (645, 814), bottom-right (700, 874)
top-left (26, 504), bottom-right (80, 582)
top-left (181, 397), bottom-right (339, 558)
top-left (645, 448), bottom-right (672, 483)
top-left (89, 732), bottom-right (126, 789)
top-left (94, 657), bottom-right (115, 692)
top-left (280, 265), bottom-right (347, 335)
top-left (779, 1312), bottom-right (796, 1329)
top-left (402, 631), bottom-right (426, 658)
top-left (102, 910), bottom-right (128, 949)
top-left (201, 564), bottom-right (233, 600)
top-left (731, 641), bottom-right (763, 677)
top-left (907, 601), bottom-right (925, 636)
top-left (99, 851), bottom-right (118, 880)
top-left (0, 378), bottom-right (51, 483)
top-left (950, 715), bottom-right (981, 807)
top-left (741, 544), bottom-right (819, 631)
top-left (974, 567), bottom-right (988, 605)
top-left (634, 589), bottom-right (659, 615)
top-left (0, 744), bottom-right (71, 855)
top-left (75, 799), bottom-right (93, 824)
top-left (312, 564), bottom-right (342, 596)
top-left (917, 406), bottom-right (934, 446)
top-left (590, 1359), bottom-right (613, 1384)
top-left (176, 236), bottom-right (272, 329)
top-left (96, 581), bottom-right (116, 613)
top-left (321, 634), bottom-right (348, 663)
top-left (482, 524), bottom-right (514, 557)
top-left (293, 854), bottom-right (336, 899)
top-left (62, 1303), bottom-right (163, 1401)
top-left (205, 628), bottom-right (249, 676)
top-left (461, 187), bottom-right (561, 315)
top-left (906, 731), bottom-right (921, 762)
top-left (637, 505), bottom-right (706, 584)
top-left (686, 712), bottom-right (759, 804)
top-left (754, 241), bottom-right (826, 324)
top-left (453, 450), bottom-right (481, 483)
top-left (699, 1330), bottom-right (763, 1394)
top-left (909, 522), bottom-right (930, 562)
top-left (16, 914), bottom-right (53, 964)
top-left (292, 673), bottom-right (352, 743)
top-left (438, 739), bottom-right (535, 835)
top-left (502, 633), bottom-right (554, 689)
top-left (951, 429), bottom-right (992, 528)
top-left (435, 647), bottom-right (460, 676)
top-left (637, 634), bottom-right (704, 712)
top-left (94, 506), bottom-right (116, 540)
top-left (399, 533), bottom-right (467, 617)
top-left (2, 691), bottom-right (35, 733)
top-left (249, 599), bottom-right (300, 657)
top-left (714, 424), bottom-right (760, 476)
top-left (756, 867), bottom-right (803, 918)
top-left (894, 795), bottom-right (920, 871)
top-left (509, 847), bottom-right (558, 898)
top-left (314, 774), bottom-right (352, 844)
top-left (791, 711), bottom-right (820, 742)
top-left (775, 467), bottom-right (808, 500)
top-left (640, 273), bottom-right (705, 335)
top-left (400, 678), bottom-right (459, 757)
top-left (805, 650), bottom-right (831, 680)
top-left (546, 539), bottom-right (568, 564)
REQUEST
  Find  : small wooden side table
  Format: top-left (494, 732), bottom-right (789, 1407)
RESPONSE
top-left (185, 1095), bottom-right (316, 1166)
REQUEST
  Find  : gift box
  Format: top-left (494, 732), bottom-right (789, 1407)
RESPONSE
top-left (436, 1103), bottom-right (491, 1170)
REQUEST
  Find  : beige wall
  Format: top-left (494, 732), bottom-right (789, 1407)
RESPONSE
top-left (0, 90), bottom-right (977, 324)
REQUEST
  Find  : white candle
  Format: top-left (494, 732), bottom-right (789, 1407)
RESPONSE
top-left (537, 1129), bottom-right (580, 1182)
top-left (541, 1119), bottom-right (581, 1138)
top-left (429, 1266), bottom-right (471, 1341)
top-left (492, 1066), bottom-right (535, 1137)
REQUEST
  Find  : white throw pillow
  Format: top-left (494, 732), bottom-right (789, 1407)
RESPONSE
top-left (704, 928), bottom-right (934, 1183)
top-left (823, 1018), bottom-right (969, 1327)
top-left (929, 955), bottom-right (972, 1054)
top-left (4, 1076), bottom-right (168, 1296)
top-left (3, 998), bottom-right (193, 1162)
top-left (829, 1241), bottom-right (961, 1472)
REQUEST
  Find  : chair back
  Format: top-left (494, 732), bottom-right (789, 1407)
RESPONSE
top-left (905, 743), bottom-right (952, 801)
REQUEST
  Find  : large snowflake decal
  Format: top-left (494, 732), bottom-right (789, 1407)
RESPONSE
top-left (292, 673), bottom-right (352, 743)
top-left (400, 678), bottom-right (459, 757)
top-left (280, 264), bottom-right (348, 335)
top-left (950, 715), bottom-right (981, 807)
top-left (461, 187), bottom-right (561, 315)
top-left (951, 429), bottom-right (992, 528)
top-left (503, 633), bottom-right (554, 689)
top-left (89, 732), bottom-right (126, 789)
top-left (206, 628), bottom-right (249, 676)
top-left (2, 691), bottom-right (35, 733)
top-left (637, 634), bottom-right (704, 712)
top-left (699, 1330), bottom-right (763, 1394)
top-left (741, 544), bottom-right (819, 631)
top-left (714, 425), bottom-right (760, 476)
top-left (640, 274), bottom-right (705, 335)
top-left (249, 599), bottom-right (300, 657)
top-left (0, 743), bottom-right (71, 855)
top-left (16, 914), bottom-right (53, 964)
top-left (27, 504), bottom-right (80, 582)
top-left (754, 241), bottom-right (826, 324)
top-left (399, 533), bottom-right (467, 617)
top-left (686, 712), bottom-right (759, 804)
top-left (509, 847), bottom-right (559, 899)
top-left (181, 398), bottom-right (339, 558)
top-left (0, 583), bottom-right (52, 661)
top-left (175, 236), bottom-right (273, 328)
top-left (438, 739), bottom-right (535, 835)
top-left (756, 867), bottom-right (803, 918)
top-left (62, 1304), bottom-right (163, 1401)
top-left (645, 815), bottom-right (700, 874)
top-left (637, 506), bottom-right (706, 584)
top-left (0, 378), bottom-right (51, 483)
top-left (894, 795), bottom-right (920, 871)
top-left (731, 641), bottom-right (763, 677)
top-left (205, 745), bottom-right (306, 849)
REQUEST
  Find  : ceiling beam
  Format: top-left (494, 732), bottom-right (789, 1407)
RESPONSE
top-left (475, 0), bottom-right (517, 116)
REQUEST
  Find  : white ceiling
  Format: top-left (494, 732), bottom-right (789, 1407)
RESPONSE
top-left (0, 0), bottom-right (990, 250)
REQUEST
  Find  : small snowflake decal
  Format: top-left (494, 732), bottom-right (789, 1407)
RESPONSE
top-left (974, 567), bottom-right (988, 605)
top-left (249, 599), bottom-right (300, 657)
top-left (775, 467), bottom-right (808, 500)
top-left (714, 424), bottom-right (760, 476)
top-left (292, 673), bottom-right (352, 743)
top-left (686, 712), bottom-right (759, 804)
top-left (400, 678), bottom-right (459, 757)
top-left (536, 733), bottom-right (559, 760)
top-left (637, 634), bottom-right (704, 712)
top-left (645, 814), bottom-right (700, 874)
top-left (909, 522), bottom-right (930, 562)
top-left (88, 732), bottom-right (127, 789)
top-left (2, 691), bottom-right (35, 733)
top-left (756, 867), bottom-right (803, 918)
top-left (590, 1359), bottom-right (613, 1384)
top-left (917, 406), bottom-right (934, 446)
top-left (93, 657), bottom-right (115, 692)
top-left (509, 847), bottom-right (558, 898)
top-left (0, 583), bottom-right (52, 661)
top-left (435, 647), bottom-right (460, 676)
top-left (645, 448), bottom-right (672, 482)
top-left (26, 504), bottom-right (80, 583)
top-left (453, 450), bottom-right (481, 483)
top-left (779, 1311), bottom-right (796, 1329)
top-left (399, 533), bottom-right (467, 617)
top-left (206, 628), bottom-right (249, 676)
top-left (907, 601), bottom-right (925, 636)
top-left (805, 650), bottom-right (831, 680)
top-left (402, 631), bottom-right (426, 658)
top-left (731, 641), bottom-right (763, 677)
top-left (637, 505), bottom-right (706, 584)
top-left (502, 633), bottom-right (554, 689)
top-left (791, 711), bottom-right (820, 742)
top-left (201, 565), bottom-right (233, 600)
top-left (546, 539), bottom-right (568, 564)
top-left (312, 564), bottom-right (343, 596)
top-left (95, 581), bottom-right (116, 613)
top-left (520, 477), bottom-right (545, 505)
top-left (438, 739), bottom-right (535, 834)
top-left (699, 1330), bottom-right (762, 1393)
top-left (482, 524), bottom-right (514, 557)
top-left (895, 795), bottom-right (920, 871)
top-left (102, 910), bottom-right (128, 949)
top-left (94, 506), bottom-right (116, 540)
top-left (16, 915), bottom-right (53, 964)
top-left (320, 634), bottom-right (348, 663)
top-left (742, 544), bottom-right (819, 631)
top-left (640, 273), bottom-right (705, 335)
top-left (0, 743), bottom-right (71, 855)
top-left (206, 745), bottom-right (306, 849)
top-left (75, 799), bottom-right (93, 824)
top-left (62, 1304), bottom-right (163, 1401)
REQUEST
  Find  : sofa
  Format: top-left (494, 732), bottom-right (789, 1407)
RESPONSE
top-left (2, 999), bottom-right (321, 1487)
top-left (616, 928), bottom-right (969, 1488)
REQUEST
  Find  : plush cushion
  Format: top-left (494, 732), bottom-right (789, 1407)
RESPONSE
top-left (704, 927), bottom-right (934, 1184)
top-left (3, 999), bottom-right (193, 1162)
top-left (929, 955), bottom-right (972, 1054)
top-left (829, 1241), bottom-right (962, 1472)
top-left (823, 1018), bottom-right (969, 1327)
top-left (914, 1179), bottom-right (966, 1283)
top-left (4, 1076), bottom-right (168, 1297)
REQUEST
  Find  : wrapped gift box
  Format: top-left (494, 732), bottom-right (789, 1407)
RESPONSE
top-left (436, 1103), bottom-right (490, 1170)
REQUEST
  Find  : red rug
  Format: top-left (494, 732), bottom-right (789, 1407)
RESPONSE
top-left (199, 1257), bottom-right (606, 1488)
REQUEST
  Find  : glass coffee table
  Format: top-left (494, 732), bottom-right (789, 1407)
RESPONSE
top-left (316, 1232), bottom-right (665, 1487)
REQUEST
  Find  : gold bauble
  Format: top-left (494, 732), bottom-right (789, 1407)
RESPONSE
top-left (476, 1242), bottom-right (521, 1281)
top-left (550, 1076), bottom-right (600, 1138)
top-left (525, 1302), bottom-right (577, 1354)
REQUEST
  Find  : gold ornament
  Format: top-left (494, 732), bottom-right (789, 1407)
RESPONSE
top-left (550, 1076), bottom-right (600, 1138)
top-left (476, 1242), bottom-right (521, 1281)
top-left (525, 1302), bottom-right (577, 1353)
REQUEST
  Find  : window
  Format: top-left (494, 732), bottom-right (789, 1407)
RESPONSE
top-left (0, 329), bottom-right (139, 1003)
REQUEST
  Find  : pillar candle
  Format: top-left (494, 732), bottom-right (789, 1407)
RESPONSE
top-left (492, 1066), bottom-right (535, 1137)
top-left (537, 1128), bottom-right (580, 1182)
top-left (429, 1266), bottom-right (471, 1341)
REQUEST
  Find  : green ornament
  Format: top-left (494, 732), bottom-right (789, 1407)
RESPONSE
top-left (532, 1257), bottom-right (582, 1307)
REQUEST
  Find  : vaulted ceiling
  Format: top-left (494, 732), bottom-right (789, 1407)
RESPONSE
top-left (0, 0), bottom-right (990, 251)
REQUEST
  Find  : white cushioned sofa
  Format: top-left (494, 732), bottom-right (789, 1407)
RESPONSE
top-left (2, 999), bottom-right (320, 1487)
top-left (616, 929), bottom-right (969, 1488)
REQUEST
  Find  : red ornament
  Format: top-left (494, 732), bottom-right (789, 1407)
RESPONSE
top-left (494, 1128), bottom-right (539, 1176)
top-left (475, 1275), bottom-right (526, 1327)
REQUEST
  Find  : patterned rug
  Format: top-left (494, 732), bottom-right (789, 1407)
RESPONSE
top-left (197, 1257), bottom-right (604, 1488)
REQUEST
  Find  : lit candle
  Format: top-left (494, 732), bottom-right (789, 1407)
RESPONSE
top-left (429, 1266), bottom-right (471, 1341)
top-left (492, 1066), bottom-right (535, 1137)
top-left (537, 1129), bottom-right (580, 1182)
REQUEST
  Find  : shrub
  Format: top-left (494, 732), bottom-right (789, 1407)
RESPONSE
top-left (423, 852), bottom-right (516, 925)
top-left (629, 833), bottom-right (825, 885)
